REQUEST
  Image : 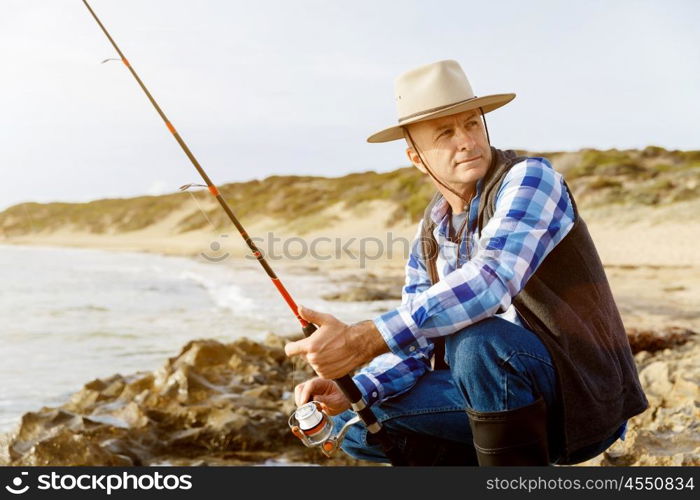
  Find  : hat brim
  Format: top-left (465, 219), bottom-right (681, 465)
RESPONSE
top-left (366, 93), bottom-right (515, 143)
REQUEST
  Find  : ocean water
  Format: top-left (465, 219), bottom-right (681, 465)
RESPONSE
top-left (0, 244), bottom-right (393, 433)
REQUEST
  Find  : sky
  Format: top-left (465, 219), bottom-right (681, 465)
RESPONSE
top-left (1, 0), bottom-right (698, 211)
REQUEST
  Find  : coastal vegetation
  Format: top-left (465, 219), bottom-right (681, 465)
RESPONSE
top-left (1, 146), bottom-right (698, 237)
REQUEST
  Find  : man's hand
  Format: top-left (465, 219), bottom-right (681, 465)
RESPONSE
top-left (294, 377), bottom-right (350, 416)
top-left (284, 305), bottom-right (389, 379)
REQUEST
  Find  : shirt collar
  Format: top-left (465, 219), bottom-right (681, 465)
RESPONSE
top-left (428, 177), bottom-right (485, 225)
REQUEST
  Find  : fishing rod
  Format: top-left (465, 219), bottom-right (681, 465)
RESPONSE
top-left (80, 0), bottom-right (406, 465)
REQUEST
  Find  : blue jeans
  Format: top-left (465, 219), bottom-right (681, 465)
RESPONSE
top-left (333, 317), bottom-right (625, 465)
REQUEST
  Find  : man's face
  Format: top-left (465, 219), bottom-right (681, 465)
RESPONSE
top-left (404, 109), bottom-right (492, 193)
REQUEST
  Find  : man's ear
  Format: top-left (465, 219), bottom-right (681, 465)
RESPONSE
top-left (406, 147), bottom-right (428, 174)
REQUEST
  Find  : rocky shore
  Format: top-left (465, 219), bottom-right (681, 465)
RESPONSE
top-left (0, 334), bottom-right (362, 466)
top-left (578, 326), bottom-right (699, 466)
top-left (1, 323), bottom-right (697, 467)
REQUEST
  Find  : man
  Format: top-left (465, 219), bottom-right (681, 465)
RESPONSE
top-left (285, 60), bottom-right (648, 465)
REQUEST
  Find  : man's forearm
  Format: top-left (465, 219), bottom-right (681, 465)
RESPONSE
top-left (348, 320), bottom-right (390, 363)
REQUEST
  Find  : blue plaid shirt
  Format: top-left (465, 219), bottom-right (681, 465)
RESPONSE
top-left (353, 157), bottom-right (576, 407)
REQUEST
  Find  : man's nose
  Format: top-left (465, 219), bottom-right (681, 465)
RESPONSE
top-left (454, 125), bottom-right (476, 150)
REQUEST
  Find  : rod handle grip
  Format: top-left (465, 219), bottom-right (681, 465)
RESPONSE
top-left (299, 322), bottom-right (364, 406)
top-left (301, 322), bottom-right (317, 337)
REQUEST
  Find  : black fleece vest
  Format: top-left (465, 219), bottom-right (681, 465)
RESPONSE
top-left (420, 147), bottom-right (648, 463)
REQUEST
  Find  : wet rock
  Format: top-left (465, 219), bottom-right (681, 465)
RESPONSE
top-left (627, 326), bottom-right (695, 354)
top-left (12, 428), bottom-right (133, 466)
top-left (0, 335), bottom-right (357, 466)
top-left (242, 385), bottom-right (281, 400)
top-left (173, 339), bottom-right (233, 369)
top-left (101, 437), bottom-right (150, 465)
top-left (639, 361), bottom-right (673, 397)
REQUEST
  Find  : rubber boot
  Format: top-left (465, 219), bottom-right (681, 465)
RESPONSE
top-left (466, 396), bottom-right (550, 466)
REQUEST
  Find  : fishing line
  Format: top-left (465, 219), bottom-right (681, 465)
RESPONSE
top-left (180, 184), bottom-right (217, 231)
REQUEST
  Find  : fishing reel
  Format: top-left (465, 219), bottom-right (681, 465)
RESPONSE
top-left (288, 401), bottom-right (361, 457)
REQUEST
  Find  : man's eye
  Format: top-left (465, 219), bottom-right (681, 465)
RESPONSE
top-left (438, 129), bottom-right (452, 138)
top-left (466, 120), bottom-right (477, 127)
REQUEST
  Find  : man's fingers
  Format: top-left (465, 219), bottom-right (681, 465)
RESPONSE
top-left (294, 379), bottom-right (318, 406)
top-left (299, 384), bottom-right (314, 405)
top-left (298, 305), bottom-right (333, 326)
top-left (314, 395), bottom-right (331, 408)
top-left (294, 382), bottom-right (305, 406)
top-left (294, 381), bottom-right (315, 406)
top-left (284, 337), bottom-right (309, 358)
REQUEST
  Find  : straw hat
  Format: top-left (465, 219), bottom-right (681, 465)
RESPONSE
top-left (367, 60), bottom-right (515, 143)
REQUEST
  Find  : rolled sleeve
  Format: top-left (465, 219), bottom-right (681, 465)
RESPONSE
top-left (352, 349), bottom-right (432, 407)
top-left (372, 307), bottom-right (427, 356)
